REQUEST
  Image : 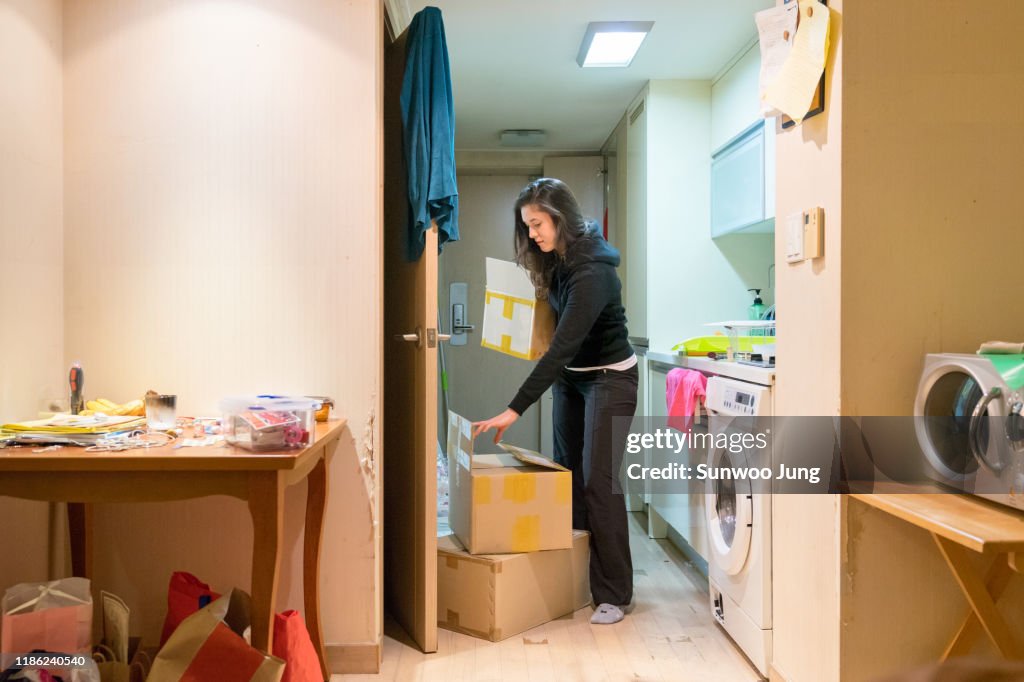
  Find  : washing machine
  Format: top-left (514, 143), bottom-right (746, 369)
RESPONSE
top-left (704, 375), bottom-right (773, 676)
top-left (915, 353), bottom-right (1024, 510)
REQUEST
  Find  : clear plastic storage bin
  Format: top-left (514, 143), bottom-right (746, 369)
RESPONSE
top-left (219, 396), bottom-right (321, 451)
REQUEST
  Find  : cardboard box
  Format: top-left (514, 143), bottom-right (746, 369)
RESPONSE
top-left (447, 412), bottom-right (572, 554)
top-left (481, 257), bottom-right (555, 360)
top-left (437, 531), bottom-right (591, 642)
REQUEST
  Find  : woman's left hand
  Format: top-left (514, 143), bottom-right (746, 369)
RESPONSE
top-left (472, 408), bottom-right (519, 444)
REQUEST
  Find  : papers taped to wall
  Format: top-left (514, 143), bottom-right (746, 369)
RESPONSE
top-left (762, 0), bottom-right (831, 124)
top-left (481, 258), bottom-right (555, 360)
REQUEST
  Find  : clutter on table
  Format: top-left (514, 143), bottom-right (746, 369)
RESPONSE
top-left (219, 396), bottom-right (321, 451)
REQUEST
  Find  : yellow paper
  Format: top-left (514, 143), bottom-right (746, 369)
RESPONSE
top-left (763, 0), bottom-right (830, 124)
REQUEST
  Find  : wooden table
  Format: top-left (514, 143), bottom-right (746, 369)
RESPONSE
top-left (0, 419), bottom-right (345, 681)
top-left (851, 485), bottom-right (1024, 660)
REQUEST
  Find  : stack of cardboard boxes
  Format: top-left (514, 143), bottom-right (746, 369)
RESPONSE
top-left (438, 413), bottom-right (590, 641)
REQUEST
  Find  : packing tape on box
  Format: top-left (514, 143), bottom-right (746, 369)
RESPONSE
top-left (473, 476), bottom-right (491, 504)
top-left (511, 515), bottom-right (541, 552)
top-left (503, 473), bottom-right (536, 503)
top-left (555, 475), bottom-right (571, 505)
top-left (442, 609), bottom-right (494, 641)
top-left (482, 335), bottom-right (531, 360)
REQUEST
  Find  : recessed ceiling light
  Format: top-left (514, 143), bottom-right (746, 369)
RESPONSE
top-left (500, 130), bottom-right (547, 147)
top-left (577, 21), bottom-right (654, 68)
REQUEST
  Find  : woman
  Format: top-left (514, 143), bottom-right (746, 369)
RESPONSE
top-left (473, 177), bottom-right (638, 625)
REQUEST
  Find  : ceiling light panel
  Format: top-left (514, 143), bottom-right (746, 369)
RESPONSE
top-left (577, 21), bottom-right (654, 68)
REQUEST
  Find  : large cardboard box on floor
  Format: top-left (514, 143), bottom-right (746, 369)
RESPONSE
top-left (437, 531), bottom-right (591, 641)
top-left (481, 257), bottom-right (555, 360)
top-left (447, 412), bottom-right (572, 554)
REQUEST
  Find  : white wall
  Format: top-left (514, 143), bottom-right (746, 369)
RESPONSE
top-left (0, 0), bottom-right (64, 590)
top-left (61, 0), bottom-right (381, 659)
top-left (644, 79), bottom-right (772, 351)
top-left (711, 41), bottom-right (762, 153)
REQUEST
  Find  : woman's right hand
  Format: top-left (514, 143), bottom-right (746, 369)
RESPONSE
top-left (472, 408), bottom-right (519, 444)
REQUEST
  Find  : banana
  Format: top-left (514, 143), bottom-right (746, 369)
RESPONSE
top-left (87, 400), bottom-right (107, 413)
top-left (98, 398), bottom-right (119, 410)
top-left (122, 399), bottom-right (144, 416)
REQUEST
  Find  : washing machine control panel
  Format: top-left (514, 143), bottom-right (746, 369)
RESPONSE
top-left (723, 388), bottom-right (757, 415)
top-left (706, 377), bottom-right (773, 417)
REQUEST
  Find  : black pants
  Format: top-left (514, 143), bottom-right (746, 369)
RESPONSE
top-left (552, 363), bottom-right (638, 607)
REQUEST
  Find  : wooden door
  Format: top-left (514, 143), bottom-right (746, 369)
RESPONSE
top-left (382, 29), bottom-right (438, 653)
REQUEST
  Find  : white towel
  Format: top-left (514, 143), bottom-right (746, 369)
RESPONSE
top-left (978, 341), bottom-right (1024, 355)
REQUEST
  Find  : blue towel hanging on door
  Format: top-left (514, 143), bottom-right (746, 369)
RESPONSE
top-left (401, 6), bottom-right (459, 261)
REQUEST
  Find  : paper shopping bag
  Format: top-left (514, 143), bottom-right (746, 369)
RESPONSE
top-left (160, 572), bottom-right (220, 646)
top-left (272, 611), bottom-right (321, 682)
top-left (149, 590), bottom-right (284, 682)
top-left (1, 578), bottom-right (93, 656)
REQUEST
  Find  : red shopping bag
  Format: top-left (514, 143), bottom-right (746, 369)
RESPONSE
top-left (1, 577), bottom-right (93, 655)
top-left (273, 611), bottom-right (321, 682)
top-left (149, 589), bottom-right (284, 682)
top-left (160, 572), bottom-right (220, 646)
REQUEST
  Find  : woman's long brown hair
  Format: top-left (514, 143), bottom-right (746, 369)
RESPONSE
top-left (513, 178), bottom-right (591, 297)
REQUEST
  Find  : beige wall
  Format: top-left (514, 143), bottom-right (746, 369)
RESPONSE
top-left (0, 0), bottom-right (64, 589)
top-left (61, 0), bottom-right (381, 657)
top-left (771, 1), bottom-right (843, 680)
top-left (839, 1), bottom-right (1024, 679)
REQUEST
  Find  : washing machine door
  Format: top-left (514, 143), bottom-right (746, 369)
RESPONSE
top-left (705, 442), bottom-right (754, 576)
top-left (915, 355), bottom-right (1008, 482)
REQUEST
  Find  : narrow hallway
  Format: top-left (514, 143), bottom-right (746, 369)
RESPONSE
top-left (344, 512), bottom-right (760, 681)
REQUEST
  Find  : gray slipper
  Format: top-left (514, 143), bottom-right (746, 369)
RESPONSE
top-left (590, 603), bottom-right (625, 624)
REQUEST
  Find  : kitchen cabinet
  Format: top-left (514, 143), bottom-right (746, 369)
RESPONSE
top-left (711, 120), bottom-right (775, 237)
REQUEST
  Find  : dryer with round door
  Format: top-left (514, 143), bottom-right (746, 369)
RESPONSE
top-left (704, 375), bottom-right (773, 677)
top-left (915, 353), bottom-right (1024, 511)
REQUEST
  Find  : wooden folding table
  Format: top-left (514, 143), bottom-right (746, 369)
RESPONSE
top-left (0, 419), bottom-right (345, 681)
top-left (851, 487), bottom-right (1024, 660)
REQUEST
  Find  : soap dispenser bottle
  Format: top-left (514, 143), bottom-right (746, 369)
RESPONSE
top-left (748, 289), bottom-right (767, 321)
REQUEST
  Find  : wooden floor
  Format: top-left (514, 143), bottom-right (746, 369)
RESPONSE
top-left (340, 512), bottom-right (761, 682)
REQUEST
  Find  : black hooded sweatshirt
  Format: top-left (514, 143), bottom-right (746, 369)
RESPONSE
top-left (508, 226), bottom-right (633, 416)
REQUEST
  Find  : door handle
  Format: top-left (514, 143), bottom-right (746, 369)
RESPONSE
top-left (970, 386), bottom-right (1005, 473)
top-left (394, 328), bottom-right (423, 349)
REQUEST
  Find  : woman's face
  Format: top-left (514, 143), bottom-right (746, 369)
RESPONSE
top-left (521, 204), bottom-right (560, 254)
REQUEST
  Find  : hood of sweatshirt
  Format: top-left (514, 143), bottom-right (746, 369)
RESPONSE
top-left (565, 221), bottom-right (620, 268)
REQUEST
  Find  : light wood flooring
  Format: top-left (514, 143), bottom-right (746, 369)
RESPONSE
top-left (339, 512), bottom-right (761, 681)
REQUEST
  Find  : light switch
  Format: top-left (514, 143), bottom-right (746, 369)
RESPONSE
top-left (785, 207), bottom-right (824, 263)
top-left (785, 212), bottom-right (804, 263)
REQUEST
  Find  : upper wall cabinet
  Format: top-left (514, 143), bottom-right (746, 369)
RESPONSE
top-left (711, 120), bottom-right (775, 237)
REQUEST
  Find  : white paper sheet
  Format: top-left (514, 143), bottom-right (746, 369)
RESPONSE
top-left (755, 1), bottom-right (799, 117)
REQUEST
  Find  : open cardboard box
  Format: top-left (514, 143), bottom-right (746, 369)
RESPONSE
top-left (447, 412), bottom-right (572, 554)
top-left (437, 530), bottom-right (590, 642)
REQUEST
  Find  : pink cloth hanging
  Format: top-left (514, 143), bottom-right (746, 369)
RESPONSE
top-left (666, 368), bottom-right (707, 432)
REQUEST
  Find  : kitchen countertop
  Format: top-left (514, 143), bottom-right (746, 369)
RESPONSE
top-left (646, 350), bottom-right (775, 386)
